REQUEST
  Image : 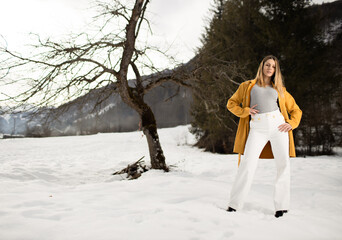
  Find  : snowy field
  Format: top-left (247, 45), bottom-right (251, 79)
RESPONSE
top-left (0, 125), bottom-right (341, 240)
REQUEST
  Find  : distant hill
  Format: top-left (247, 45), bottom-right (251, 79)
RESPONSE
top-left (0, 71), bottom-right (193, 137)
top-left (49, 80), bottom-right (193, 136)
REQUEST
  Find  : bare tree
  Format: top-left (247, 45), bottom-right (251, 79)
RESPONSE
top-left (0, 0), bottom-right (193, 171)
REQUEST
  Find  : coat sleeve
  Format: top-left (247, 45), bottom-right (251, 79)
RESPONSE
top-left (227, 83), bottom-right (250, 118)
top-left (284, 91), bottom-right (302, 130)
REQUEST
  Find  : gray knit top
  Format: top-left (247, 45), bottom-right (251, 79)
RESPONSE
top-left (250, 84), bottom-right (279, 114)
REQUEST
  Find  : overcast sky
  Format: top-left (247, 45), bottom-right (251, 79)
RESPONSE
top-left (0, 0), bottom-right (214, 67)
top-left (1, 0), bottom-right (335, 65)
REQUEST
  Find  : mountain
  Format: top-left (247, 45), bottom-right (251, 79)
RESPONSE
top-left (0, 78), bottom-right (193, 137)
top-left (49, 80), bottom-right (193, 136)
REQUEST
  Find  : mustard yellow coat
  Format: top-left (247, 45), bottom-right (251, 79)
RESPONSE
top-left (227, 79), bottom-right (302, 161)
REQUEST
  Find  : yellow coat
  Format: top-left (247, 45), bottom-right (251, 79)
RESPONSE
top-left (227, 79), bottom-right (302, 163)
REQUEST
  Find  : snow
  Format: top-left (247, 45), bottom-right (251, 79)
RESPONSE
top-left (2, 113), bottom-right (12, 123)
top-left (84, 103), bottom-right (117, 120)
top-left (321, 19), bottom-right (342, 44)
top-left (0, 125), bottom-right (341, 240)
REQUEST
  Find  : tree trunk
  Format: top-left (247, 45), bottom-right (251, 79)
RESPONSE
top-left (140, 105), bottom-right (168, 172)
top-left (118, 88), bottom-right (168, 171)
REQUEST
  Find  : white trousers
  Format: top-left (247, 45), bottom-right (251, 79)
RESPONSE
top-left (229, 109), bottom-right (290, 211)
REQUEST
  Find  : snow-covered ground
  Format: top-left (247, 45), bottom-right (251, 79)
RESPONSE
top-left (0, 125), bottom-right (341, 240)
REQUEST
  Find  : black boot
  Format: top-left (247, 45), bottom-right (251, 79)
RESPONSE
top-left (275, 210), bottom-right (288, 218)
top-left (227, 207), bottom-right (236, 212)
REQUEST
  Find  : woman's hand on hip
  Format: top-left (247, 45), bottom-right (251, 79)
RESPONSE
top-left (278, 123), bottom-right (292, 132)
top-left (249, 104), bottom-right (259, 117)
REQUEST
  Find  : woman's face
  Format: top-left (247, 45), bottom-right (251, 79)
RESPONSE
top-left (263, 59), bottom-right (276, 79)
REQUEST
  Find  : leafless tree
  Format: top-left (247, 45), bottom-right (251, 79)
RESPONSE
top-left (0, 0), bottom-right (194, 171)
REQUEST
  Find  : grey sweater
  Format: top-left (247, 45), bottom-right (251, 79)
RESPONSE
top-left (250, 84), bottom-right (278, 114)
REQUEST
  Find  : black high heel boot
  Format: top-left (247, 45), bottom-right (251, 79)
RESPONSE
top-left (275, 210), bottom-right (288, 218)
top-left (227, 207), bottom-right (236, 212)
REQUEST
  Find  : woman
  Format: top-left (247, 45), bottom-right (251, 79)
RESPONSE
top-left (226, 55), bottom-right (302, 218)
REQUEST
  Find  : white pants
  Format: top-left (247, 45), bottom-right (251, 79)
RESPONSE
top-left (229, 109), bottom-right (290, 211)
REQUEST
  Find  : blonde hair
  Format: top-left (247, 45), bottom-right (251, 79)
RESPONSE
top-left (255, 55), bottom-right (284, 97)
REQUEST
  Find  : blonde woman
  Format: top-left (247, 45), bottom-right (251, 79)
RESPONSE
top-left (226, 55), bottom-right (302, 218)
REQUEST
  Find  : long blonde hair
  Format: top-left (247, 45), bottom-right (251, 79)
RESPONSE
top-left (255, 55), bottom-right (284, 97)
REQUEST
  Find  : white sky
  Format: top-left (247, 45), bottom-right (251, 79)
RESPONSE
top-left (1, 0), bottom-right (334, 67)
top-left (0, 0), bottom-right (336, 105)
top-left (0, 0), bottom-right (214, 65)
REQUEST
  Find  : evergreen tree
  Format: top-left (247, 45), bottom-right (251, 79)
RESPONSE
top-left (262, 0), bottom-right (340, 154)
top-left (191, 0), bottom-right (268, 153)
top-left (191, 0), bottom-right (341, 155)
